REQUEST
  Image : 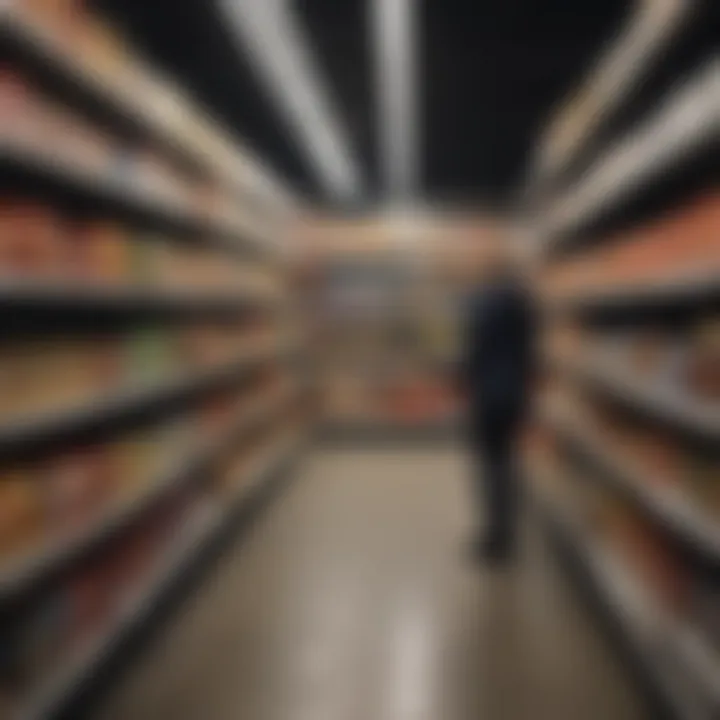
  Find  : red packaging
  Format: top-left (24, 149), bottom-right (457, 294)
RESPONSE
top-left (66, 555), bottom-right (116, 646)
top-left (43, 448), bottom-right (115, 536)
top-left (0, 201), bottom-right (66, 278)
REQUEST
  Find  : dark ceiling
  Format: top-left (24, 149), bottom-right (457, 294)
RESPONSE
top-left (93, 0), bottom-right (713, 215)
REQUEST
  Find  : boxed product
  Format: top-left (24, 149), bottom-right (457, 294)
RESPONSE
top-left (55, 104), bottom-right (113, 171)
top-left (627, 425), bottom-right (684, 490)
top-left (18, 0), bottom-right (89, 41)
top-left (65, 553), bottom-right (117, 648)
top-left (6, 336), bottom-right (126, 420)
top-left (110, 421), bottom-right (189, 501)
top-left (74, 11), bottom-right (132, 84)
top-left (0, 200), bottom-right (67, 279)
top-left (685, 317), bottom-right (720, 400)
top-left (127, 233), bottom-right (164, 287)
top-left (606, 502), bottom-right (688, 616)
top-left (623, 330), bottom-right (675, 377)
top-left (197, 394), bottom-right (240, 438)
top-left (68, 220), bottom-right (130, 284)
top-left (0, 469), bottom-right (45, 561)
top-left (124, 327), bottom-right (176, 384)
top-left (85, 334), bottom-right (125, 389)
top-left (0, 341), bottom-right (72, 421)
top-left (0, 68), bottom-right (50, 149)
top-left (43, 447), bottom-right (117, 537)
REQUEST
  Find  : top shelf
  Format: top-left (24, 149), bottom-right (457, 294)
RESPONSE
top-left (1, 4), bottom-right (293, 217)
top-left (541, 59), bottom-right (719, 249)
top-left (530, 0), bottom-right (691, 188)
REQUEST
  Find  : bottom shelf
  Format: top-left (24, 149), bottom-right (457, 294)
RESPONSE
top-left (532, 484), bottom-right (720, 720)
top-left (17, 431), bottom-right (306, 720)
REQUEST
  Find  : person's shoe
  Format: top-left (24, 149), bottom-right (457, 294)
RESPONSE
top-left (466, 534), bottom-right (485, 563)
top-left (468, 534), bottom-right (514, 566)
top-left (482, 536), bottom-right (514, 565)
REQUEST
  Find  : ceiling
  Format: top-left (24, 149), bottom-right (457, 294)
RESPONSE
top-left (92, 0), bottom-right (711, 216)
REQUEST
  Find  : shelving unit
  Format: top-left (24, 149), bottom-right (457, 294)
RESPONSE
top-left (3, 140), bottom-right (270, 257)
top-left (0, 278), bottom-right (282, 319)
top-left (0, 382), bottom-right (297, 607)
top-left (0, 3), bottom-right (308, 719)
top-left (529, 0), bottom-right (691, 188)
top-left (529, 5), bottom-right (720, 718)
top-left (548, 268), bottom-right (720, 314)
top-left (544, 407), bottom-right (720, 566)
top-left (0, 346), bottom-right (278, 462)
top-left (543, 59), bottom-right (719, 246)
top-left (17, 428), bottom-right (308, 720)
top-left (532, 481), bottom-right (720, 720)
top-left (549, 354), bottom-right (719, 444)
top-left (1, 1), bottom-right (292, 219)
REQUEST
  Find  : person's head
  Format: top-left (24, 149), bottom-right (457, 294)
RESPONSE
top-left (478, 237), bottom-right (515, 281)
top-left (449, 223), bottom-right (530, 290)
top-left (474, 222), bottom-right (535, 288)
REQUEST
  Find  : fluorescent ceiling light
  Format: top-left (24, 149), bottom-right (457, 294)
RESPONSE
top-left (220, 0), bottom-right (363, 201)
top-left (372, 0), bottom-right (418, 199)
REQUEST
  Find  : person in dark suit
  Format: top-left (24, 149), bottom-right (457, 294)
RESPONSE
top-left (460, 244), bottom-right (537, 563)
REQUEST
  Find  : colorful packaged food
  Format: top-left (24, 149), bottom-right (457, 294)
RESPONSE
top-left (685, 318), bottom-right (720, 400)
top-left (124, 327), bottom-right (174, 384)
top-left (66, 555), bottom-right (116, 646)
top-left (67, 221), bottom-right (129, 284)
top-left (0, 68), bottom-right (47, 147)
top-left (18, 0), bottom-right (88, 38)
top-left (128, 233), bottom-right (163, 287)
top-left (0, 201), bottom-right (66, 278)
top-left (43, 448), bottom-right (115, 535)
top-left (0, 471), bottom-right (45, 560)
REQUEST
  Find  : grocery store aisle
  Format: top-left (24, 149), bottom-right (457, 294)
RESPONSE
top-left (96, 448), bottom-right (648, 720)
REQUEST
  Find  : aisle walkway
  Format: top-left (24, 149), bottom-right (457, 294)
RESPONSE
top-left (97, 448), bottom-right (648, 720)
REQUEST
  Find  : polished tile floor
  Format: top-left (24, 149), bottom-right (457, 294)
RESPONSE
top-left (97, 448), bottom-right (649, 720)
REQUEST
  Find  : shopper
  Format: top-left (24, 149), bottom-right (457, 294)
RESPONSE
top-left (459, 241), bottom-right (537, 564)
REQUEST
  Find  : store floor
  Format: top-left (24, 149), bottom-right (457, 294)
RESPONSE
top-left (96, 448), bottom-right (649, 720)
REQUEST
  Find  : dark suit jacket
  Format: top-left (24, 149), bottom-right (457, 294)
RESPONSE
top-left (460, 275), bottom-right (537, 422)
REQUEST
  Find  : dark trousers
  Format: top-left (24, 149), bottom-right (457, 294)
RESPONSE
top-left (469, 408), bottom-right (522, 549)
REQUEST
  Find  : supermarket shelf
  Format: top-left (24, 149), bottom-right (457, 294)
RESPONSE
top-left (2, 5), bottom-right (291, 217)
top-left (672, 625), bottom-right (720, 710)
top-left (0, 384), bottom-right (295, 608)
top-left (16, 428), bottom-right (306, 720)
top-left (0, 278), bottom-right (281, 320)
top-left (552, 354), bottom-right (719, 445)
top-left (529, 0), bottom-right (690, 187)
top-left (550, 268), bottom-right (720, 312)
top-left (533, 481), bottom-right (719, 720)
top-left (2, 5), bottom-right (205, 173)
top-left (545, 59), bottom-right (719, 246)
top-left (18, 507), bottom-right (219, 720)
top-left (0, 348), bottom-right (276, 462)
top-left (2, 141), bottom-right (270, 259)
top-left (545, 408), bottom-right (720, 566)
